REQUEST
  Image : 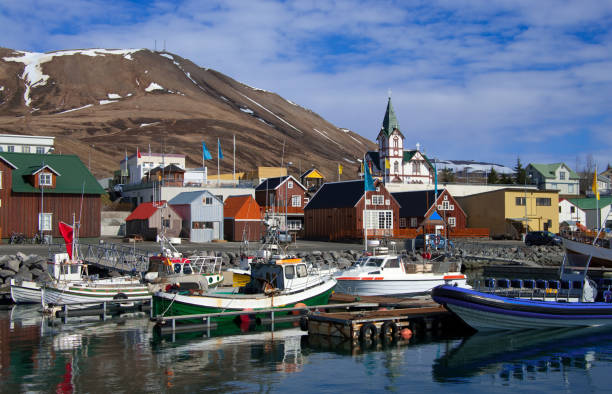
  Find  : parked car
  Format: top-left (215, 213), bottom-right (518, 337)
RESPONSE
top-left (413, 234), bottom-right (454, 250)
top-left (524, 231), bottom-right (562, 246)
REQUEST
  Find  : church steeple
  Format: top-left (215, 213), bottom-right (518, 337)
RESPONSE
top-left (381, 96), bottom-right (400, 137)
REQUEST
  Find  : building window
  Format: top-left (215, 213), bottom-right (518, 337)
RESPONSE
top-left (0, 146), bottom-right (3, 152)
top-left (204, 196), bottom-right (213, 205)
top-left (399, 218), bottom-right (406, 228)
top-left (39, 173), bottom-right (52, 186)
top-left (448, 217), bottom-right (456, 227)
top-left (372, 195), bottom-right (384, 205)
top-left (393, 136), bottom-right (399, 149)
top-left (39, 213), bottom-right (52, 231)
top-left (287, 181), bottom-right (293, 189)
top-left (570, 206), bottom-right (575, 213)
top-left (412, 161), bottom-right (420, 174)
top-left (442, 200), bottom-right (450, 210)
top-left (393, 161), bottom-right (399, 174)
top-left (560, 172), bottom-right (566, 180)
top-left (363, 210), bottom-right (393, 229)
top-left (291, 195), bottom-right (301, 207)
top-left (569, 184), bottom-right (574, 193)
top-left (36, 146), bottom-right (45, 154)
top-left (288, 219), bottom-right (301, 230)
top-left (410, 217), bottom-right (418, 227)
top-left (515, 197), bottom-right (526, 206)
top-left (8, 146), bottom-right (15, 152)
top-left (192, 221), bottom-right (214, 229)
top-left (536, 198), bottom-right (551, 206)
top-left (559, 206), bottom-right (562, 213)
top-left (22, 146), bottom-right (30, 153)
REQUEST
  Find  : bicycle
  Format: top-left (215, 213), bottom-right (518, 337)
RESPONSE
top-left (9, 232), bottom-right (26, 244)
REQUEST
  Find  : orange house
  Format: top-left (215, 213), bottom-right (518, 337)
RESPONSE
top-left (224, 195), bottom-right (264, 241)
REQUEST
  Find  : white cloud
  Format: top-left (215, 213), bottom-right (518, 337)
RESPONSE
top-left (1, 0), bottom-right (611, 168)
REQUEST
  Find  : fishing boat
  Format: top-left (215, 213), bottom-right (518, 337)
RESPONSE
top-left (153, 254), bottom-right (337, 321)
top-left (41, 220), bottom-right (150, 307)
top-left (335, 245), bottom-right (468, 297)
top-left (145, 236), bottom-right (224, 291)
top-left (562, 210), bottom-right (612, 267)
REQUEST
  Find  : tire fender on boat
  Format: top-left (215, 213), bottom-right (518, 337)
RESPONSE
top-left (380, 321), bottom-right (399, 339)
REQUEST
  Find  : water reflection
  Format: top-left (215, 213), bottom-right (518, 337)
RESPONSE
top-left (433, 326), bottom-right (612, 383)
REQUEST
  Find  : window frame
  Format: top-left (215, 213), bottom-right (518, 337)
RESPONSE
top-left (39, 172), bottom-right (52, 186)
top-left (39, 213), bottom-right (52, 231)
top-left (291, 195), bottom-right (301, 207)
top-left (515, 197), bottom-right (526, 206)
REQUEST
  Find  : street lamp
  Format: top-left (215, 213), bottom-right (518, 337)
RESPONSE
top-left (40, 147), bottom-right (55, 240)
top-left (524, 172), bottom-right (532, 240)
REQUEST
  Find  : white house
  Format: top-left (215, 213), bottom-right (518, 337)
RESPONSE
top-left (0, 133), bottom-right (54, 154)
top-left (120, 151), bottom-right (186, 185)
top-left (559, 198), bottom-right (586, 226)
top-left (526, 163), bottom-right (580, 195)
top-left (366, 97), bottom-right (434, 185)
top-left (567, 197), bottom-right (612, 230)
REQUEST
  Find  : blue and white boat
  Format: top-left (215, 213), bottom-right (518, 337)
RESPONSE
top-left (431, 283), bottom-right (612, 332)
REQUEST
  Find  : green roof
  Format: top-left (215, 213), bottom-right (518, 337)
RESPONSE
top-left (529, 163), bottom-right (579, 180)
top-left (568, 196), bottom-right (612, 210)
top-left (403, 150), bottom-right (434, 169)
top-left (380, 97), bottom-right (400, 137)
top-left (0, 152), bottom-right (105, 195)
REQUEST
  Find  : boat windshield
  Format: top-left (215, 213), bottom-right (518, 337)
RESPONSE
top-left (365, 258), bottom-right (385, 267)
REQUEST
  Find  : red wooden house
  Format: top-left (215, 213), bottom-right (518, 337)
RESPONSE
top-left (255, 175), bottom-right (308, 231)
top-left (304, 180), bottom-right (399, 240)
top-left (0, 152), bottom-right (105, 240)
top-left (223, 195), bottom-right (263, 241)
top-left (391, 189), bottom-right (466, 234)
top-left (125, 201), bottom-right (182, 240)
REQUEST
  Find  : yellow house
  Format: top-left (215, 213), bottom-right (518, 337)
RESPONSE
top-left (241, 167), bottom-right (287, 183)
top-left (458, 188), bottom-right (559, 238)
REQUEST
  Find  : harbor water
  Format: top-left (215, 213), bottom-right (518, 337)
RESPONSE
top-left (2, 305), bottom-right (612, 393)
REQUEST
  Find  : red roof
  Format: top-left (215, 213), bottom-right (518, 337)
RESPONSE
top-left (126, 201), bottom-right (167, 221)
top-left (224, 195), bottom-right (262, 220)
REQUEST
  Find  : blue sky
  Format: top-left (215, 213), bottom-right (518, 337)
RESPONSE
top-left (1, 0), bottom-right (611, 170)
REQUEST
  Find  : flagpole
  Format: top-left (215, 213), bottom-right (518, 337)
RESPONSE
top-left (233, 134), bottom-right (236, 183)
top-left (364, 153), bottom-right (368, 252)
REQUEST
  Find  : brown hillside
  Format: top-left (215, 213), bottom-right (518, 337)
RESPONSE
top-left (0, 48), bottom-right (374, 180)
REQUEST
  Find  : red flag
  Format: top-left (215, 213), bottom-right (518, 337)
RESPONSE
top-left (58, 222), bottom-right (74, 259)
top-left (137, 146), bottom-right (142, 159)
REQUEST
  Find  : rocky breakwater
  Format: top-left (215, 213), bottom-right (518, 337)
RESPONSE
top-left (0, 252), bottom-right (51, 291)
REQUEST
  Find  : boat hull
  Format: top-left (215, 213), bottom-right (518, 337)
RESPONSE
top-left (432, 284), bottom-right (612, 332)
top-left (153, 280), bottom-right (336, 320)
top-left (336, 275), bottom-right (468, 297)
top-left (43, 283), bottom-right (150, 306)
top-left (10, 280), bottom-right (42, 304)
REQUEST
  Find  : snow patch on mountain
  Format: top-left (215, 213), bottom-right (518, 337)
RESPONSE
top-left (145, 82), bottom-right (164, 92)
top-left (57, 104), bottom-right (93, 114)
top-left (240, 93), bottom-right (303, 134)
top-left (108, 93), bottom-right (121, 99)
top-left (313, 128), bottom-right (340, 146)
top-left (3, 49), bottom-right (142, 106)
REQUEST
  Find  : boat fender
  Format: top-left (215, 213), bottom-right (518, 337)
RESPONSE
top-left (359, 323), bottom-right (378, 342)
top-left (380, 321), bottom-right (399, 339)
top-left (604, 290), bottom-right (612, 303)
top-left (113, 292), bottom-right (128, 300)
top-left (400, 328), bottom-right (412, 340)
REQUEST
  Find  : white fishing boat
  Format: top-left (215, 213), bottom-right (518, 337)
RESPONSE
top-left (41, 220), bottom-right (150, 307)
top-left (10, 252), bottom-right (84, 304)
top-left (335, 251), bottom-right (468, 297)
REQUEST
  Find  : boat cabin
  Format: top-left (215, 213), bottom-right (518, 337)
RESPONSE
top-left (354, 254), bottom-right (460, 275)
top-left (147, 255), bottom-right (222, 279)
top-left (47, 252), bottom-right (84, 281)
top-left (244, 257), bottom-right (311, 294)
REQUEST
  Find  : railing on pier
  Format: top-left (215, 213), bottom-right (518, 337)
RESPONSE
top-left (48, 241), bottom-right (153, 273)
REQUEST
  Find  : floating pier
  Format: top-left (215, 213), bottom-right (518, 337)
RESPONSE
top-left (45, 297), bottom-right (153, 323)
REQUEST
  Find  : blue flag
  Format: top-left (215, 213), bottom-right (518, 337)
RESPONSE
top-left (364, 159), bottom-right (375, 192)
top-left (217, 138), bottom-right (223, 159)
top-left (202, 142), bottom-right (212, 160)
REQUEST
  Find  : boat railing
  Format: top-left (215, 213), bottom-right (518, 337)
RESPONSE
top-left (188, 256), bottom-right (223, 275)
top-left (475, 277), bottom-right (589, 301)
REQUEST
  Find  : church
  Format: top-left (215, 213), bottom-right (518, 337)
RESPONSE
top-left (365, 97), bottom-right (435, 185)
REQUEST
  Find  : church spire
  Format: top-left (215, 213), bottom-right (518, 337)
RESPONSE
top-left (381, 96), bottom-right (399, 137)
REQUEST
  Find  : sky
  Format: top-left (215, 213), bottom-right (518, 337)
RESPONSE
top-left (1, 0), bottom-right (611, 170)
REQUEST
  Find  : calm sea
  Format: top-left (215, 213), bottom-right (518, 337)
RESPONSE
top-left (2, 305), bottom-right (612, 393)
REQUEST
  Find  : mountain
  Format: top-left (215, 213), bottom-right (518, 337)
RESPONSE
top-left (0, 47), bottom-right (374, 180)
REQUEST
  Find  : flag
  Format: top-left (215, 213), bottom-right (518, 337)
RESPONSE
top-left (217, 138), bottom-right (223, 159)
top-left (58, 221), bottom-right (74, 259)
top-left (137, 146), bottom-right (141, 159)
top-left (202, 142), bottom-right (212, 160)
top-left (338, 164), bottom-right (343, 175)
top-left (364, 159), bottom-right (375, 192)
top-left (593, 170), bottom-right (599, 200)
top-left (385, 158), bottom-right (390, 169)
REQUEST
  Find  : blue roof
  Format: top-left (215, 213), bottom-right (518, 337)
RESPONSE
top-left (168, 190), bottom-right (221, 205)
